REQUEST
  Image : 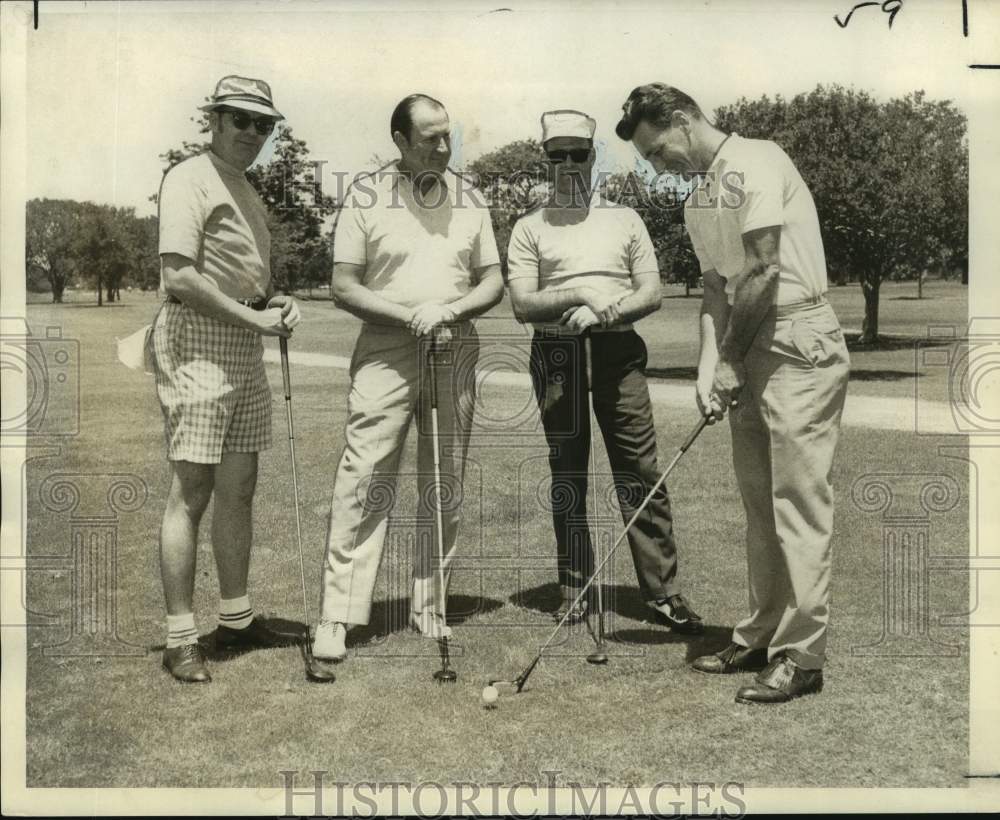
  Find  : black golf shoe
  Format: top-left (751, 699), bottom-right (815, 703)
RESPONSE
top-left (216, 617), bottom-right (299, 651)
top-left (554, 587), bottom-right (589, 625)
top-left (647, 594), bottom-right (704, 634)
top-left (162, 643), bottom-right (211, 683)
top-left (691, 642), bottom-right (768, 674)
top-left (735, 655), bottom-right (823, 704)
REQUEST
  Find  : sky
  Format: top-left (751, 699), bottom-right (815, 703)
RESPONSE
top-left (18, 0), bottom-right (991, 217)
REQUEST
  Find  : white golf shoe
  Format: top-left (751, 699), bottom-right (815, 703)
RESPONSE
top-left (312, 620), bottom-right (348, 661)
top-left (410, 611), bottom-right (453, 640)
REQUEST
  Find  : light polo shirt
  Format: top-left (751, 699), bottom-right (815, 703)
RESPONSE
top-left (333, 164), bottom-right (500, 311)
top-left (506, 194), bottom-right (659, 333)
top-left (158, 151), bottom-right (271, 300)
top-left (684, 135), bottom-right (827, 306)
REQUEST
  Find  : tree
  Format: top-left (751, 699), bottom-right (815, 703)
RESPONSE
top-left (466, 139), bottom-right (547, 276)
top-left (73, 204), bottom-right (134, 306)
top-left (26, 199), bottom-right (83, 302)
top-left (714, 86), bottom-right (968, 343)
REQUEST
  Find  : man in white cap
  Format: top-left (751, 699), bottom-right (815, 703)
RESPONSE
top-left (616, 83), bottom-right (849, 704)
top-left (151, 75), bottom-right (301, 683)
top-left (310, 94), bottom-right (503, 670)
top-left (505, 109), bottom-right (703, 633)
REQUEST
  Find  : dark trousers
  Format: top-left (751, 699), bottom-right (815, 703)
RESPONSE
top-left (529, 330), bottom-right (680, 601)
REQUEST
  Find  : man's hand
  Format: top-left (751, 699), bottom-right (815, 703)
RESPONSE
top-left (696, 370), bottom-right (726, 424)
top-left (560, 305), bottom-right (600, 334)
top-left (582, 290), bottom-right (623, 328)
top-left (408, 302), bottom-right (456, 337)
top-left (254, 307), bottom-right (293, 338)
top-left (711, 359), bottom-right (746, 411)
top-left (267, 294), bottom-right (301, 330)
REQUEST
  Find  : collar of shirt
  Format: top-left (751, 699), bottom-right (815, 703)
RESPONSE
top-left (389, 160), bottom-right (452, 199)
top-left (207, 148), bottom-right (250, 179)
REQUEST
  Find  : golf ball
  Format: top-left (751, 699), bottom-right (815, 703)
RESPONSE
top-left (481, 685), bottom-right (499, 707)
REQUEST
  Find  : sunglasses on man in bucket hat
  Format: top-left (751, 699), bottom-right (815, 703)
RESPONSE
top-left (200, 75), bottom-right (284, 134)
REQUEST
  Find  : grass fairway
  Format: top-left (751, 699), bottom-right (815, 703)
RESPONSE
top-left (23, 282), bottom-right (968, 788)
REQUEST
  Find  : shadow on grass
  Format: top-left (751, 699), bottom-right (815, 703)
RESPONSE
top-left (844, 333), bottom-right (954, 352)
top-left (510, 581), bottom-right (732, 662)
top-left (44, 303), bottom-right (128, 309)
top-left (645, 364), bottom-right (925, 384)
top-left (348, 593), bottom-right (504, 649)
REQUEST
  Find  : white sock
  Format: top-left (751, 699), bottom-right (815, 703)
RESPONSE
top-left (218, 595), bottom-right (253, 630)
top-left (166, 612), bottom-right (199, 649)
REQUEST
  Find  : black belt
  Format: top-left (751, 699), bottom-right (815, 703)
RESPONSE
top-left (166, 294), bottom-right (268, 311)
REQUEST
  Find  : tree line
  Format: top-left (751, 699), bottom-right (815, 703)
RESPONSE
top-left (26, 85), bottom-right (966, 343)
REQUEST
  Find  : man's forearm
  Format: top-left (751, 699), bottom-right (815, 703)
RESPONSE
top-left (510, 286), bottom-right (593, 323)
top-left (718, 262), bottom-right (779, 363)
top-left (332, 280), bottom-right (413, 326)
top-left (445, 270), bottom-right (504, 321)
top-left (616, 283), bottom-right (661, 323)
top-left (164, 266), bottom-right (259, 331)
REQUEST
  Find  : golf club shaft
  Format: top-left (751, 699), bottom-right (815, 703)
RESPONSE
top-left (584, 335), bottom-right (605, 641)
top-left (428, 338), bottom-right (450, 662)
top-left (280, 337), bottom-right (311, 631)
top-left (514, 414), bottom-right (710, 688)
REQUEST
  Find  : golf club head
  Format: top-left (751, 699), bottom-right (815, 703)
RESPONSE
top-left (487, 677), bottom-right (524, 695)
top-left (300, 640), bottom-right (337, 684)
top-left (433, 668), bottom-right (458, 683)
top-left (586, 647), bottom-right (609, 665)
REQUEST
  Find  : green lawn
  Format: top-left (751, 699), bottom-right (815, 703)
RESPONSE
top-left (22, 282), bottom-right (969, 788)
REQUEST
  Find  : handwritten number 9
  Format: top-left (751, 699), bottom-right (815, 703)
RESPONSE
top-left (835, 0), bottom-right (903, 29)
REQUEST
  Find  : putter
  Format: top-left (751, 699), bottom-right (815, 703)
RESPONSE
top-left (583, 335), bottom-right (608, 666)
top-left (279, 337), bottom-right (336, 684)
top-left (488, 414), bottom-right (710, 695)
top-left (428, 336), bottom-right (457, 683)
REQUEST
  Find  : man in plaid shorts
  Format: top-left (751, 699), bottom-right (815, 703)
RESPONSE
top-left (151, 75), bottom-right (302, 683)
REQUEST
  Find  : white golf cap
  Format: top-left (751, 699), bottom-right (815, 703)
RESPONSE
top-left (541, 109), bottom-right (596, 143)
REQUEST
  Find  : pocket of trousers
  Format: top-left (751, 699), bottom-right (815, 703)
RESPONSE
top-left (788, 319), bottom-right (847, 368)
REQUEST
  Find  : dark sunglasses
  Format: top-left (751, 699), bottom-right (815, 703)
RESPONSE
top-left (220, 108), bottom-right (276, 136)
top-left (546, 148), bottom-right (590, 164)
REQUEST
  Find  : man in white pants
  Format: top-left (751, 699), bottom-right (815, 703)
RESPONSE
top-left (311, 94), bottom-right (503, 668)
top-left (617, 83), bottom-right (849, 704)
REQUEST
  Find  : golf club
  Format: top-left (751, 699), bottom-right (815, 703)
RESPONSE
top-left (583, 334), bottom-right (608, 666)
top-left (428, 336), bottom-right (457, 683)
top-left (279, 337), bottom-right (336, 684)
top-left (488, 413), bottom-right (710, 696)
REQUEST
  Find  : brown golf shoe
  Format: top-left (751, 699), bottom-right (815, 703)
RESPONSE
top-left (735, 655), bottom-right (823, 704)
top-left (691, 642), bottom-right (768, 674)
top-left (162, 643), bottom-right (211, 683)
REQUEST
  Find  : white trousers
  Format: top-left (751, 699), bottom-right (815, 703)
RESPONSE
top-left (318, 323), bottom-right (479, 626)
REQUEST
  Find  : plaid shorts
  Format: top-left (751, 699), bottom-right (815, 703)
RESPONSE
top-left (151, 301), bottom-right (272, 464)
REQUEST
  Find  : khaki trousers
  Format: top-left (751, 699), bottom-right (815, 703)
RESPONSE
top-left (318, 323), bottom-right (479, 626)
top-left (728, 300), bottom-right (849, 669)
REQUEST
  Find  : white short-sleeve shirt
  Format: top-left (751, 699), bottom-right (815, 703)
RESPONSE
top-left (684, 135), bottom-right (827, 306)
top-left (507, 194), bottom-right (660, 332)
top-left (158, 151), bottom-right (271, 300)
top-left (333, 164), bottom-right (500, 311)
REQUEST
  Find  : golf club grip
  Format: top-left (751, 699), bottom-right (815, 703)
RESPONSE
top-left (680, 415), bottom-right (710, 452)
top-left (427, 340), bottom-right (439, 408)
top-left (279, 337), bottom-right (291, 399)
top-left (584, 333), bottom-right (593, 393)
